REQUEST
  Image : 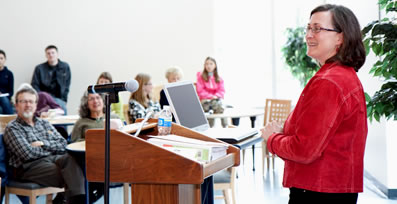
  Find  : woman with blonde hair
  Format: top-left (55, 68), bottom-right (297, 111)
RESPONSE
top-left (128, 73), bottom-right (160, 123)
top-left (159, 66), bottom-right (183, 108)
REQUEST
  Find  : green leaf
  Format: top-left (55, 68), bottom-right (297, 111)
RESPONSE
top-left (362, 22), bottom-right (376, 35)
top-left (386, 1), bottom-right (397, 12)
top-left (365, 92), bottom-right (372, 102)
top-left (374, 111), bottom-right (380, 122)
top-left (375, 103), bottom-right (384, 114)
top-left (378, 0), bottom-right (388, 5)
top-left (374, 68), bottom-right (383, 76)
top-left (367, 105), bottom-right (373, 116)
top-left (364, 38), bottom-right (371, 55)
top-left (372, 42), bottom-right (381, 55)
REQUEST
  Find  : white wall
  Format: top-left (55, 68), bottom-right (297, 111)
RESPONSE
top-left (0, 0), bottom-right (214, 114)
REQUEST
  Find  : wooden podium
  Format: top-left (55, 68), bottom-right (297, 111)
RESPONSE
top-left (85, 119), bottom-right (240, 204)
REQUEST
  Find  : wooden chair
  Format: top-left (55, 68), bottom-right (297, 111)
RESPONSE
top-left (214, 167), bottom-right (237, 204)
top-left (5, 184), bottom-right (64, 204)
top-left (262, 99), bottom-right (291, 172)
top-left (0, 114), bottom-right (65, 204)
top-left (152, 84), bottom-right (164, 103)
top-left (0, 114), bottom-right (17, 133)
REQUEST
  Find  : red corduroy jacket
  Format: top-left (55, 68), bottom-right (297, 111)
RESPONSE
top-left (267, 62), bottom-right (368, 193)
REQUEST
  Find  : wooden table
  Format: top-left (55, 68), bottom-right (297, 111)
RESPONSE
top-left (207, 107), bottom-right (264, 171)
top-left (206, 107), bottom-right (264, 128)
top-left (46, 115), bottom-right (79, 126)
top-left (66, 140), bottom-right (85, 152)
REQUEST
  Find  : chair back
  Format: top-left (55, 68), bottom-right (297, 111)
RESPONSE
top-left (0, 115), bottom-right (17, 134)
top-left (152, 84), bottom-right (164, 103)
top-left (263, 99), bottom-right (292, 126)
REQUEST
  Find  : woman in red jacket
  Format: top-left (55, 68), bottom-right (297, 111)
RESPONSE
top-left (261, 4), bottom-right (367, 203)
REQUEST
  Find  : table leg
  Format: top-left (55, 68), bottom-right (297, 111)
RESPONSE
top-left (250, 116), bottom-right (257, 171)
top-left (231, 118), bottom-right (240, 126)
top-left (250, 116), bottom-right (256, 128)
top-left (252, 145), bottom-right (255, 171)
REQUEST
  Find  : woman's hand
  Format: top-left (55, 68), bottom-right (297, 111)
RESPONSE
top-left (260, 121), bottom-right (284, 141)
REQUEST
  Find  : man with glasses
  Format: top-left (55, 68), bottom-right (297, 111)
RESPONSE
top-left (3, 84), bottom-right (85, 204)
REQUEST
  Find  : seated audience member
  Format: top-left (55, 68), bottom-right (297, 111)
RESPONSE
top-left (3, 85), bottom-right (85, 204)
top-left (196, 57), bottom-right (227, 127)
top-left (128, 73), bottom-right (160, 123)
top-left (159, 66), bottom-right (183, 109)
top-left (71, 91), bottom-right (119, 203)
top-left (0, 49), bottom-right (14, 114)
top-left (96, 71), bottom-right (125, 121)
top-left (31, 45), bottom-right (71, 113)
top-left (71, 91), bottom-right (119, 142)
top-left (36, 91), bottom-right (65, 117)
top-left (18, 83), bottom-right (68, 140)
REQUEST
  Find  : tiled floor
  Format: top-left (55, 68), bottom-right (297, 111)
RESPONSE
top-left (7, 147), bottom-right (397, 204)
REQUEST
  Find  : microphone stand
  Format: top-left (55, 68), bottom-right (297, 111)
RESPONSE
top-left (104, 92), bottom-right (119, 204)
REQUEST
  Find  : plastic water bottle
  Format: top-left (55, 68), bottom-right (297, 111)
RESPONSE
top-left (158, 106), bottom-right (172, 135)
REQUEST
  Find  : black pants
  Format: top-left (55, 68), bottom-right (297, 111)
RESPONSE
top-left (15, 154), bottom-right (85, 198)
top-left (289, 188), bottom-right (358, 204)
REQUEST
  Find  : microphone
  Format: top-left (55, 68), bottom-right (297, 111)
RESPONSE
top-left (87, 79), bottom-right (139, 94)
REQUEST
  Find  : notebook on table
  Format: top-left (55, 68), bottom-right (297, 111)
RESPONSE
top-left (163, 81), bottom-right (258, 143)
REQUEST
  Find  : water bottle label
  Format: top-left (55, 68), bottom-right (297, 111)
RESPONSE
top-left (158, 118), bottom-right (172, 127)
top-left (164, 119), bottom-right (172, 127)
top-left (158, 118), bottom-right (164, 126)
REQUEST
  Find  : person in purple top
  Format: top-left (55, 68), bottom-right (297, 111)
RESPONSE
top-left (35, 91), bottom-right (64, 117)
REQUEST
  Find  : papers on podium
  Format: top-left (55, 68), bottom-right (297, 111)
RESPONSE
top-left (147, 135), bottom-right (229, 163)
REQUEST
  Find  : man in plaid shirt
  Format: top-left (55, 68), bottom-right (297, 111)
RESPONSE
top-left (3, 85), bottom-right (85, 204)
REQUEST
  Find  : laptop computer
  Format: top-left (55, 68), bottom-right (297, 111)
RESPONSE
top-left (163, 81), bottom-right (258, 143)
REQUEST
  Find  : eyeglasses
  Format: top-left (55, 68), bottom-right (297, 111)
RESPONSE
top-left (18, 100), bottom-right (36, 104)
top-left (306, 25), bottom-right (341, 34)
top-left (88, 96), bottom-right (102, 102)
top-left (144, 83), bottom-right (153, 86)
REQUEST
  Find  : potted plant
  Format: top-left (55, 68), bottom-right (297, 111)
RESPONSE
top-left (281, 27), bottom-right (319, 87)
top-left (362, 0), bottom-right (397, 122)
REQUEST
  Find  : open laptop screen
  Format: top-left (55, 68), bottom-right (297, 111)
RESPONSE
top-left (163, 81), bottom-right (209, 131)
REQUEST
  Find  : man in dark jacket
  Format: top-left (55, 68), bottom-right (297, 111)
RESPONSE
top-left (31, 45), bottom-right (71, 113)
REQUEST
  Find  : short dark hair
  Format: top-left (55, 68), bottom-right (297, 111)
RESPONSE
top-left (0, 49), bottom-right (6, 58)
top-left (311, 4), bottom-right (366, 72)
top-left (45, 45), bottom-right (58, 52)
